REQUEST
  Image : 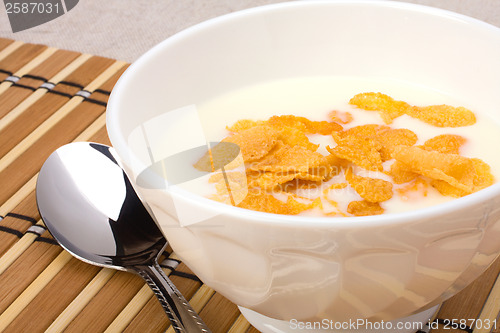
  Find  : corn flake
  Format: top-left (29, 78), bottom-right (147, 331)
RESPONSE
top-left (328, 133), bottom-right (383, 171)
top-left (350, 92), bottom-right (476, 127)
top-left (223, 125), bottom-right (279, 162)
top-left (345, 168), bottom-right (393, 202)
top-left (255, 172), bottom-right (296, 190)
top-left (226, 119), bottom-right (265, 133)
top-left (423, 134), bottom-right (466, 154)
top-left (376, 128), bottom-right (418, 160)
top-left (276, 126), bottom-right (319, 151)
top-left (277, 179), bottom-right (323, 192)
top-left (268, 115), bottom-right (342, 134)
top-left (329, 110), bottom-right (354, 124)
top-left (349, 92), bottom-right (408, 124)
top-left (392, 145), bottom-right (475, 192)
top-left (431, 158), bottom-right (495, 197)
top-left (250, 144), bottom-right (326, 173)
top-left (347, 200), bottom-right (385, 216)
top-left (340, 124), bottom-right (417, 161)
top-left (389, 160), bottom-right (419, 184)
top-left (406, 105), bottom-right (476, 127)
top-left (236, 190), bottom-right (315, 215)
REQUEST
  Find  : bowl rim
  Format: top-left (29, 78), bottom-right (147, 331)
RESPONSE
top-left (107, 0), bottom-right (500, 228)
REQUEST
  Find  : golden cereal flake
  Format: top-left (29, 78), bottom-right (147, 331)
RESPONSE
top-left (350, 92), bottom-right (476, 127)
top-left (254, 171), bottom-right (324, 190)
top-left (340, 124), bottom-right (389, 138)
top-left (431, 180), bottom-right (466, 198)
top-left (345, 168), bottom-right (393, 203)
top-left (431, 158), bottom-right (495, 197)
top-left (470, 158), bottom-right (495, 190)
top-left (341, 124), bottom-right (417, 161)
top-left (214, 179), bottom-right (247, 205)
top-left (347, 200), bottom-right (385, 216)
top-left (276, 126), bottom-right (319, 152)
top-left (226, 119), bottom-right (265, 133)
top-left (250, 145), bottom-right (327, 173)
top-left (267, 115), bottom-right (307, 132)
top-left (329, 110), bottom-right (354, 124)
top-left (286, 196), bottom-right (323, 214)
top-left (237, 190), bottom-right (316, 215)
top-left (392, 145), bottom-right (475, 193)
top-left (406, 105), bottom-right (476, 127)
top-left (349, 92), bottom-right (408, 124)
top-left (236, 190), bottom-right (289, 214)
top-left (223, 125), bottom-right (279, 162)
top-left (194, 140), bottom-right (244, 172)
top-left (268, 115), bottom-right (342, 134)
top-left (389, 160), bottom-right (419, 184)
top-left (328, 133), bottom-right (384, 171)
top-left (423, 134), bottom-right (467, 154)
top-left (277, 179), bottom-right (323, 192)
top-left (376, 128), bottom-right (418, 160)
top-left (255, 172), bottom-right (296, 190)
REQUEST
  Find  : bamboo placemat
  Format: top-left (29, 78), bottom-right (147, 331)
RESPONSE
top-left (0, 38), bottom-right (498, 333)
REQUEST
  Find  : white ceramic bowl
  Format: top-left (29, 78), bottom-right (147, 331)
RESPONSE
top-left (106, 0), bottom-right (500, 330)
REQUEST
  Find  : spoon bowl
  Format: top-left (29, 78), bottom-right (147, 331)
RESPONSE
top-left (36, 142), bottom-right (211, 333)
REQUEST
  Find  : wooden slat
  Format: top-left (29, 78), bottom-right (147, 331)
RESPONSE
top-left (247, 325), bottom-right (261, 333)
top-left (0, 238), bottom-right (64, 315)
top-left (0, 86), bottom-right (33, 119)
top-left (0, 59), bottom-right (126, 206)
top-left (27, 48), bottom-right (81, 80)
top-left (0, 92), bottom-right (70, 159)
top-left (0, 49), bottom-right (81, 119)
top-left (0, 53), bottom-right (91, 129)
top-left (0, 191), bottom-right (39, 256)
top-left (88, 124), bottom-right (111, 145)
top-left (3, 258), bottom-right (101, 333)
top-left (0, 41), bottom-right (24, 64)
top-left (62, 56), bottom-right (116, 88)
top-left (0, 100), bottom-right (106, 204)
top-left (63, 271), bottom-right (146, 332)
top-left (0, 43), bottom-right (47, 80)
top-left (0, 251), bottom-right (72, 331)
top-left (0, 176), bottom-right (37, 222)
top-left (0, 214), bottom-right (35, 256)
top-left (0, 220), bottom-right (44, 276)
top-left (46, 268), bottom-right (116, 333)
top-left (0, 47), bottom-right (58, 95)
top-left (198, 292), bottom-right (240, 333)
top-left (0, 80), bottom-right (113, 221)
top-left (228, 315), bottom-right (252, 333)
top-left (0, 39), bottom-right (14, 52)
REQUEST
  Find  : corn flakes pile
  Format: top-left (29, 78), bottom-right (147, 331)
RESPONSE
top-left (196, 92), bottom-right (495, 217)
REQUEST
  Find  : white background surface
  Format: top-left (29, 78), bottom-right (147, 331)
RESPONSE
top-left (0, 0), bottom-right (499, 63)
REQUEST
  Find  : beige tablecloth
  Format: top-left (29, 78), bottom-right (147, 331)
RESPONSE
top-left (0, 0), bottom-right (499, 63)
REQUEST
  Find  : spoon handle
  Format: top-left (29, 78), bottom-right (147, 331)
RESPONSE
top-left (134, 262), bottom-right (212, 333)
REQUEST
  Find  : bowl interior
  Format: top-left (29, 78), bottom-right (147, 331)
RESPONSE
top-left (107, 0), bottom-right (500, 220)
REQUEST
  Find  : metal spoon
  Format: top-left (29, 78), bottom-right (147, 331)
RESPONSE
top-left (36, 142), bottom-right (211, 333)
